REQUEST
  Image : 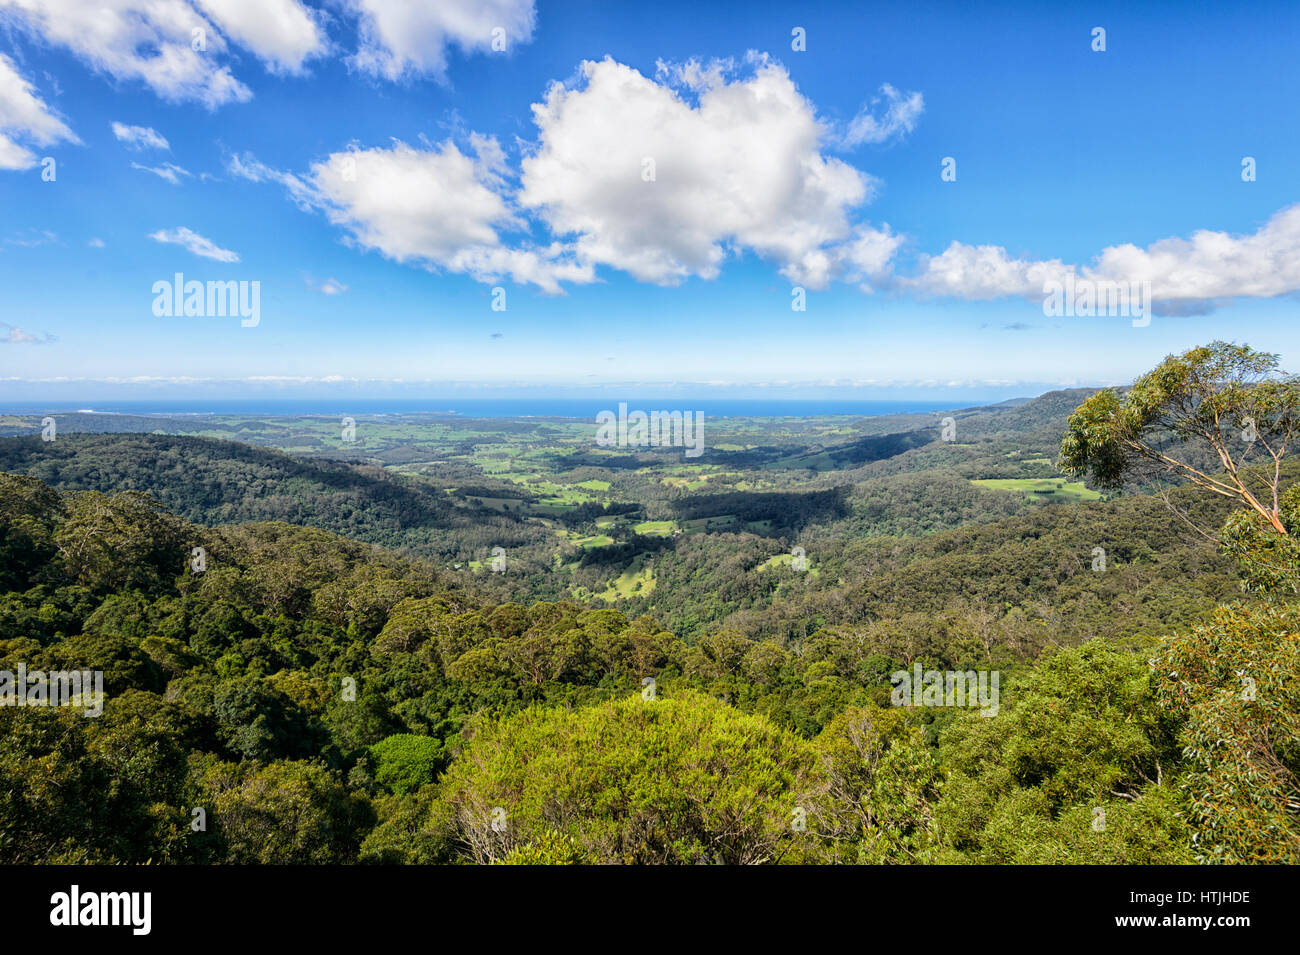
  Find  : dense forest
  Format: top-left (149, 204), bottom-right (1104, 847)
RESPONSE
top-left (2, 343), bottom-right (1298, 864)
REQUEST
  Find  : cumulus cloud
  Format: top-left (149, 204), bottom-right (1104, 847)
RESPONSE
top-left (776, 223), bottom-right (904, 291)
top-left (348, 0), bottom-right (536, 80)
top-left (310, 140), bottom-right (591, 292)
top-left (836, 223), bottom-right (905, 291)
top-left (907, 243), bottom-right (1074, 301)
top-left (0, 52), bottom-right (78, 169)
top-left (132, 161), bottom-right (192, 184)
top-left (149, 226), bottom-right (239, 261)
top-left (842, 83), bottom-right (924, 146)
top-left (1088, 206), bottom-right (1300, 308)
top-left (0, 0), bottom-right (324, 106)
top-left (907, 203), bottom-right (1300, 315)
top-left (232, 140), bottom-right (592, 292)
top-left (6, 0), bottom-right (520, 100)
top-left (194, 0), bottom-right (325, 74)
top-left (1, 0), bottom-right (249, 107)
top-left (518, 56), bottom-right (877, 288)
top-left (314, 141), bottom-right (512, 262)
top-left (228, 56), bottom-right (919, 292)
top-left (233, 54), bottom-right (894, 292)
top-left (111, 121), bottom-right (169, 151)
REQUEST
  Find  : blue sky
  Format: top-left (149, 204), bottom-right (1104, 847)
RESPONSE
top-left (1, 0), bottom-right (1298, 403)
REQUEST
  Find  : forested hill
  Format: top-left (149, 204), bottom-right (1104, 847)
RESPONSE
top-left (948, 387), bottom-right (1103, 439)
top-left (608, 473), bottom-right (1244, 645)
top-left (0, 394), bottom-right (1249, 645)
top-left (2, 468), bottom-right (1290, 864)
top-left (0, 433), bottom-right (542, 558)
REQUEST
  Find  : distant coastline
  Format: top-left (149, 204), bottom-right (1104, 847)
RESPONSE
top-left (0, 398), bottom-right (979, 419)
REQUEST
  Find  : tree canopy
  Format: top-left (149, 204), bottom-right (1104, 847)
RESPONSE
top-left (1060, 341), bottom-right (1300, 535)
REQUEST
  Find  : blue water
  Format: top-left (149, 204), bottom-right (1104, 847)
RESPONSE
top-left (2, 398), bottom-right (971, 419)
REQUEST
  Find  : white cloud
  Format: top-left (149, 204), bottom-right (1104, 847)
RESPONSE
top-left (348, 0), bottom-right (536, 80)
top-left (0, 0), bottom-right (326, 106)
top-left (1089, 205), bottom-right (1300, 310)
top-left (132, 161), bottom-right (192, 184)
top-left (907, 203), bottom-right (1300, 314)
top-left (111, 121), bottom-right (169, 150)
top-left (149, 226), bottom-right (239, 261)
top-left (908, 243), bottom-right (1073, 300)
top-left (194, 0), bottom-right (325, 74)
top-left (0, 0), bottom-right (251, 107)
top-left (518, 56), bottom-right (875, 287)
top-left (308, 140), bottom-right (590, 292)
top-left (230, 57), bottom-right (912, 292)
top-left (88, 237), bottom-right (105, 247)
top-left (233, 141), bottom-right (592, 292)
top-left (0, 52), bottom-right (78, 169)
top-left (0, 134), bottom-right (34, 169)
top-left (777, 224), bottom-right (904, 290)
top-left (315, 142), bottom-right (508, 257)
top-left (842, 83), bottom-right (924, 146)
top-left (1, 321), bottom-right (55, 343)
top-left (837, 223), bottom-right (905, 291)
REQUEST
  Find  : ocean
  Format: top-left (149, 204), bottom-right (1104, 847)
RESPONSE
top-left (1, 398), bottom-right (971, 419)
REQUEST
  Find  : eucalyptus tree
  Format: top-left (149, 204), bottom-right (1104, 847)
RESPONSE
top-left (1060, 341), bottom-right (1300, 537)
